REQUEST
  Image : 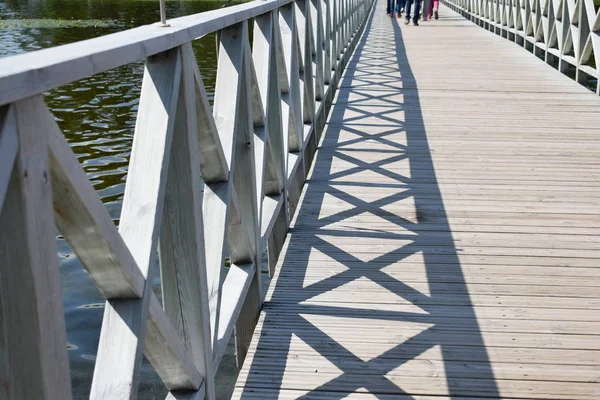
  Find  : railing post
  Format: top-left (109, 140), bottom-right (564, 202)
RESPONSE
top-left (0, 99), bottom-right (72, 400)
top-left (323, 0), bottom-right (332, 85)
top-left (331, 0), bottom-right (339, 69)
top-left (311, 0), bottom-right (325, 102)
top-left (92, 48), bottom-right (183, 399)
top-left (158, 43), bottom-right (216, 399)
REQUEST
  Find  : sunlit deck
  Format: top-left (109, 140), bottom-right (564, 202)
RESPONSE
top-left (233, 2), bottom-right (600, 398)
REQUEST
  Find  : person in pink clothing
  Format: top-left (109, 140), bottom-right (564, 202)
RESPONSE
top-left (427, 0), bottom-right (439, 20)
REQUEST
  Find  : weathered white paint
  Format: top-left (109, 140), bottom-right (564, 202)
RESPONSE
top-left (0, 96), bottom-right (72, 400)
top-left (0, 106), bottom-right (18, 212)
top-left (91, 48), bottom-right (182, 399)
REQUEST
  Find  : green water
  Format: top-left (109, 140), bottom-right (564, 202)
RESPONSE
top-left (1, 0), bottom-right (236, 397)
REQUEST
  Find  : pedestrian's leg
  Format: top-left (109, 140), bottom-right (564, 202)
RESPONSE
top-left (413, 0), bottom-right (421, 24)
top-left (422, 0), bottom-right (430, 21)
top-left (433, 0), bottom-right (439, 19)
top-left (387, 0), bottom-right (391, 15)
top-left (404, 0), bottom-right (412, 23)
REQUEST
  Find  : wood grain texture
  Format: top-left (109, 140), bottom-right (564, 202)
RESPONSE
top-left (0, 96), bottom-right (72, 400)
top-left (232, 21), bottom-right (262, 367)
top-left (91, 48), bottom-right (182, 399)
top-left (48, 105), bottom-right (144, 299)
top-left (48, 71), bottom-right (205, 394)
top-left (280, 3), bottom-right (304, 153)
top-left (213, 263), bottom-right (255, 369)
top-left (234, 2), bottom-right (600, 399)
top-left (185, 45), bottom-right (228, 184)
top-left (159, 43), bottom-right (215, 399)
top-left (0, 105), bottom-right (17, 211)
top-left (145, 294), bottom-right (203, 391)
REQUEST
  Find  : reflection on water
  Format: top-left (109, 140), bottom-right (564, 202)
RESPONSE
top-left (1, 0), bottom-right (227, 397)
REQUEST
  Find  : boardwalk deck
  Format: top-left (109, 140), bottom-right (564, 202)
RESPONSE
top-left (233, 1), bottom-right (600, 399)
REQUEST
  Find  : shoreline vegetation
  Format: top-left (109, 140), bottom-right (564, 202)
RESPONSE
top-left (0, 0), bottom-right (243, 29)
top-left (0, 19), bottom-right (128, 28)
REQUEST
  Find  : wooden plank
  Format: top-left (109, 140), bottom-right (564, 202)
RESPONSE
top-left (91, 48), bottom-right (182, 399)
top-left (0, 105), bottom-right (18, 212)
top-left (232, 21), bottom-right (262, 369)
top-left (0, 95), bottom-right (72, 400)
top-left (280, 3), bottom-right (304, 152)
top-left (185, 45), bottom-right (228, 184)
top-left (296, 0), bottom-right (316, 125)
top-left (260, 194), bottom-right (285, 245)
top-left (213, 263), bottom-right (255, 368)
top-left (249, 337), bottom-right (600, 365)
top-left (202, 181), bottom-right (230, 349)
top-left (262, 11), bottom-right (288, 196)
top-left (47, 104), bottom-right (144, 299)
top-left (252, 11), bottom-right (288, 283)
top-left (159, 43), bottom-right (215, 399)
top-left (311, 0), bottom-right (325, 101)
top-left (241, 358), bottom-right (600, 384)
top-left (247, 23), bottom-right (269, 211)
top-left (253, 12), bottom-right (284, 197)
top-left (260, 194), bottom-right (288, 277)
top-left (239, 371), bottom-right (598, 399)
top-left (203, 20), bottom-right (247, 352)
top-left (322, 0), bottom-right (332, 84)
top-left (145, 294), bottom-right (203, 390)
top-left (234, 388), bottom-right (522, 399)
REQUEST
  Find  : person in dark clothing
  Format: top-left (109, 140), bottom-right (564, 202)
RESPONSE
top-left (387, 0), bottom-right (403, 17)
top-left (404, 0), bottom-right (421, 25)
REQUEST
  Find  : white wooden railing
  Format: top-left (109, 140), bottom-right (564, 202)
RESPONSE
top-left (0, 0), bottom-right (374, 397)
top-left (444, 0), bottom-right (600, 94)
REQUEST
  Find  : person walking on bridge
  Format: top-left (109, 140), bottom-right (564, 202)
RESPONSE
top-left (425, 0), bottom-right (439, 20)
top-left (387, 0), bottom-right (403, 18)
top-left (404, 0), bottom-right (421, 25)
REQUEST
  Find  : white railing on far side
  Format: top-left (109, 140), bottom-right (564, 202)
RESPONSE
top-left (444, 0), bottom-right (600, 94)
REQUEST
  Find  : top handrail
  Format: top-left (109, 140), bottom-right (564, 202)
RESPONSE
top-left (0, 0), bottom-right (294, 106)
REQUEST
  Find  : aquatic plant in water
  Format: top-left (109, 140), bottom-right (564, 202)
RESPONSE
top-left (0, 19), bottom-right (127, 29)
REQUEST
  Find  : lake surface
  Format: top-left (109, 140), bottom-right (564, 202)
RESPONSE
top-left (1, 0), bottom-right (237, 397)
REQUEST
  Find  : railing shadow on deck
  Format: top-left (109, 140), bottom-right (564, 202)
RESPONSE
top-left (238, 8), bottom-right (501, 399)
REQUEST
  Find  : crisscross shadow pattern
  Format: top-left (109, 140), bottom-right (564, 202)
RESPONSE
top-left (233, 4), bottom-right (500, 399)
top-left (235, 0), bottom-right (600, 397)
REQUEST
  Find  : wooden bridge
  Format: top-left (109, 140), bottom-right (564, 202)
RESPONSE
top-left (0, 0), bottom-right (599, 398)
